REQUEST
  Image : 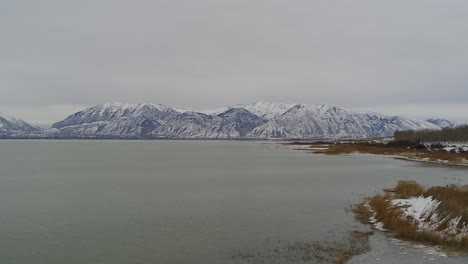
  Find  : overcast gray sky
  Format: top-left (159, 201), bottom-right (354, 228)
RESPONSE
top-left (1, 0), bottom-right (467, 126)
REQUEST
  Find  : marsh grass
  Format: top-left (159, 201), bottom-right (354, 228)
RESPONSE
top-left (391, 180), bottom-right (424, 198)
top-left (351, 202), bottom-right (373, 225)
top-left (231, 231), bottom-right (372, 264)
top-left (356, 181), bottom-right (468, 250)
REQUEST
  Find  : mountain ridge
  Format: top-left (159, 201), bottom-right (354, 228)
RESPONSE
top-left (43, 101), bottom-right (448, 139)
top-left (1, 101), bottom-right (460, 139)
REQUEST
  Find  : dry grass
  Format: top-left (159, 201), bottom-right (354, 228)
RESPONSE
top-left (368, 193), bottom-right (422, 241)
top-left (391, 180), bottom-right (424, 198)
top-left (425, 185), bottom-right (468, 230)
top-left (321, 143), bottom-right (408, 155)
top-left (352, 202), bottom-right (373, 225)
top-left (359, 181), bottom-right (468, 250)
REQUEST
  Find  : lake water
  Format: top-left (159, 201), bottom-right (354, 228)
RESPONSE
top-left (0, 140), bottom-right (467, 264)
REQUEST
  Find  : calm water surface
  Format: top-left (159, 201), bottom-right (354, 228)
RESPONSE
top-left (0, 140), bottom-right (467, 264)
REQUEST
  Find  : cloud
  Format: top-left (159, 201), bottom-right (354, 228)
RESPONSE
top-left (1, 0), bottom-right (467, 123)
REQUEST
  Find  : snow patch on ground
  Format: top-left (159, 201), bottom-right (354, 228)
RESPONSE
top-left (392, 196), bottom-right (440, 223)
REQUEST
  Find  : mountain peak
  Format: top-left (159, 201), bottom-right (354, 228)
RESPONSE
top-left (0, 113), bottom-right (38, 133)
top-left (98, 102), bottom-right (171, 112)
top-left (240, 101), bottom-right (296, 119)
top-left (218, 107), bottom-right (259, 118)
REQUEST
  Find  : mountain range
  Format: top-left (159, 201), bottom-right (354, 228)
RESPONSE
top-left (0, 101), bottom-right (459, 139)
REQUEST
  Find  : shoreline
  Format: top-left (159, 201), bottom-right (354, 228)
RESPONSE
top-left (282, 140), bottom-right (468, 168)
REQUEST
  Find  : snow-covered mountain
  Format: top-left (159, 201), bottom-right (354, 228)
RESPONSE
top-left (49, 103), bottom-right (179, 137)
top-left (250, 104), bottom-right (440, 139)
top-left (0, 113), bottom-right (38, 135)
top-left (425, 118), bottom-right (458, 129)
top-left (47, 103), bottom-right (267, 139)
top-left (52, 103), bottom-right (178, 129)
top-left (44, 101), bottom-right (448, 139)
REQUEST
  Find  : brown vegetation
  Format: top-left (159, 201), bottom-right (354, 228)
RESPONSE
top-left (425, 185), bottom-right (468, 230)
top-left (352, 202), bottom-right (373, 225)
top-left (355, 181), bottom-right (468, 250)
top-left (318, 143), bottom-right (409, 155)
top-left (391, 180), bottom-right (424, 198)
top-left (308, 141), bottom-right (468, 166)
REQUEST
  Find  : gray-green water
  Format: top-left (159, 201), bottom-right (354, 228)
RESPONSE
top-left (0, 140), bottom-right (467, 264)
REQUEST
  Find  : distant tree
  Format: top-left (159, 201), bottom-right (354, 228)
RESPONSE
top-left (394, 126), bottom-right (468, 143)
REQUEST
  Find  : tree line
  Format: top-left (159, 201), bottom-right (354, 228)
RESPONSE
top-left (394, 126), bottom-right (468, 143)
